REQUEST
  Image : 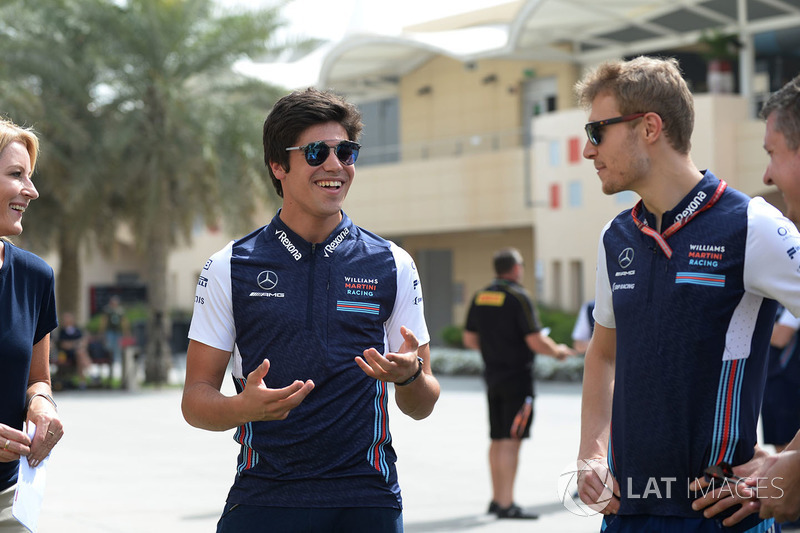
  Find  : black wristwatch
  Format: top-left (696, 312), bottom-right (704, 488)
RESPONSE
top-left (395, 356), bottom-right (424, 387)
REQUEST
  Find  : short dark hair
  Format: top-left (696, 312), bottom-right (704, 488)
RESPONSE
top-left (493, 248), bottom-right (522, 276)
top-left (760, 74), bottom-right (800, 151)
top-left (263, 87), bottom-right (363, 197)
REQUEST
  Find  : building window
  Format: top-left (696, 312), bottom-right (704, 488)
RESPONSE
top-left (549, 140), bottom-right (560, 166)
top-left (615, 191), bottom-right (637, 205)
top-left (357, 98), bottom-right (399, 166)
top-left (568, 181), bottom-right (582, 208)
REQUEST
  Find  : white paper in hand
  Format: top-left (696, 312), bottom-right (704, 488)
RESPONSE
top-left (12, 423), bottom-right (49, 533)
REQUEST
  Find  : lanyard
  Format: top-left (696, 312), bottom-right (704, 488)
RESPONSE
top-left (630, 179), bottom-right (727, 259)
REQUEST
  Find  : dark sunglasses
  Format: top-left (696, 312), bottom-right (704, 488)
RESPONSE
top-left (584, 112), bottom-right (647, 146)
top-left (285, 140), bottom-right (361, 167)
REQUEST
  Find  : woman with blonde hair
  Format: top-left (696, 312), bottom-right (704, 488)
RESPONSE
top-left (0, 117), bottom-right (62, 530)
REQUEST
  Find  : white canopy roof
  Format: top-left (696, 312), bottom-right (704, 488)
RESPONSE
top-left (310, 0), bottom-right (800, 98)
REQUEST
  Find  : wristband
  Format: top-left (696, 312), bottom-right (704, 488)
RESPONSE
top-left (28, 392), bottom-right (58, 412)
top-left (395, 356), bottom-right (424, 386)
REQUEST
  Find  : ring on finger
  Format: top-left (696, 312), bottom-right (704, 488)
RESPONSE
top-left (3, 439), bottom-right (9, 450)
top-left (47, 430), bottom-right (55, 436)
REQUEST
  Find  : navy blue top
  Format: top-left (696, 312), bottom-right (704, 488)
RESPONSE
top-left (593, 171), bottom-right (800, 530)
top-left (189, 212), bottom-right (429, 509)
top-left (0, 242), bottom-right (58, 490)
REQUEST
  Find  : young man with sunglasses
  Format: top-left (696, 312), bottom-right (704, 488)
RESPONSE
top-left (575, 56), bottom-right (800, 533)
top-left (182, 88), bottom-right (440, 532)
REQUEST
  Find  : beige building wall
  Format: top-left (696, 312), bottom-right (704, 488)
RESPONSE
top-left (397, 228), bottom-right (535, 331)
top-left (51, 51), bottom-right (784, 336)
top-left (399, 56), bottom-right (580, 157)
top-left (344, 148), bottom-right (532, 235)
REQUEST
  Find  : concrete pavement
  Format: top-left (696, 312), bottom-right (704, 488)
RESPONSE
top-left (36, 372), bottom-right (602, 532)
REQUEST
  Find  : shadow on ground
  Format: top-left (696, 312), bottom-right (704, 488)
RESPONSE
top-left (406, 501), bottom-right (568, 532)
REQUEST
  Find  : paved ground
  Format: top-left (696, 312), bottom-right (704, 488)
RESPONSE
top-left (36, 367), bottom-right (602, 532)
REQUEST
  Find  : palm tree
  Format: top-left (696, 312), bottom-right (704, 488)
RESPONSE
top-left (0, 0), bottom-right (119, 318)
top-left (1, 0), bottom-right (316, 385)
top-left (89, 0), bottom-right (306, 384)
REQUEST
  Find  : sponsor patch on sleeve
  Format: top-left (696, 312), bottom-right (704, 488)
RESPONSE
top-left (475, 291), bottom-right (506, 306)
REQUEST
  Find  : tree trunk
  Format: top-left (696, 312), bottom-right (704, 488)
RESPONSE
top-left (143, 141), bottom-right (173, 385)
top-left (56, 224), bottom-right (82, 320)
top-left (144, 219), bottom-right (172, 385)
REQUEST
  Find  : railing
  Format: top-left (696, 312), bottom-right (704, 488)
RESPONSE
top-left (358, 127), bottom-right (528, 166)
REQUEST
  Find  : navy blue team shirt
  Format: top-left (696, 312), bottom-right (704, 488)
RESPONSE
top-left (189, 211), bottom-right (429, 510)
top-left (0, 242), bottom-right (58, 490)
top-left (594, 171), bottom-right (800, 530)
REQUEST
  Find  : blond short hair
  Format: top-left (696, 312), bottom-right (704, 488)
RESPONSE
top-left (0, 118), bottom-right (39, 173)
top-left (575, 56), bottom-right (694, 154)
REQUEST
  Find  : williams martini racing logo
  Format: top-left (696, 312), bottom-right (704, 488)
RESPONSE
top-left (343, 275), bottom-right (378, 297)
top-left (338, 275), bottom-right (380, 315)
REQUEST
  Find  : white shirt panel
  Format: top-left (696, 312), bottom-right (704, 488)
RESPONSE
top-left (778, 307), bottom-right (800, 330)
top-left (384, 241), bottom-right (430, 352)
top-left (743, 197), bottom-right (800, 317)
top-left (593, 221), bottom-right (616, 329)
top-left (188, 241), bottom-right (236, 353)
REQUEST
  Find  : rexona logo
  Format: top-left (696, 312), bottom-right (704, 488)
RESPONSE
top-left (275, 229), bottom-right (302, 261)
top-left (674, 190), bottom-right (707, 223)
top-left (325, 227), bottom-right (349, 257)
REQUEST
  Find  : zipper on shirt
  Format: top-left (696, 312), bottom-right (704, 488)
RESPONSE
top-left (307, 243), bottom-right (317, 329)
top-left (646, 245), bottom-right (658, 305)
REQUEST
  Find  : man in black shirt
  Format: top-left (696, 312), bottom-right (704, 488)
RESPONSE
top-left (463, 247), bottom-right (574, 519)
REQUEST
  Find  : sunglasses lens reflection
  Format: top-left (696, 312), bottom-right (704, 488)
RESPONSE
top-left (336, 142), bottom-right (359, 165)
top-left (304, 141), bottom-right (330, 166)
top-left (302, 141), bottom-right (360, 166)
top-left (587, 125), bottom-right (601, 146)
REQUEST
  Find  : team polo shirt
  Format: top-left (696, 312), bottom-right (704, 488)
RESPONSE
top-left (464, 279), bottom-right (541, 395)
top-left (189, 211), bottom-right (429, 509)
top-left (0, 242), bottom-right (58, 490)
top-left (593, 171), bottom-right (800, 529)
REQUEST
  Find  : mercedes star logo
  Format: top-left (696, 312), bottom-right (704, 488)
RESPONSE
top-left (257, 270), bottom-right (278, 291)
top-left (618, 247), bottom-right (634, 269)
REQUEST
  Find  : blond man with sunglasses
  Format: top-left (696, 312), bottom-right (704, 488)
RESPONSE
top-left (182, 88), bottom-right (440, 532)
top-left (575, 56), bottom-right (800, 533)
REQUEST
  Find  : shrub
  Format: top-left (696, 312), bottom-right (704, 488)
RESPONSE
top-left (440, 325), bottom-right (464, 348)
top-left (537, 304), bottom-right (577, 345)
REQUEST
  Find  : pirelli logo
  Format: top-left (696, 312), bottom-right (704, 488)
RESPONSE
top-left (475, 291), bottom-right (505, 306)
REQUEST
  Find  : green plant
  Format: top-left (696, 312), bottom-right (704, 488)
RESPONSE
top-left (440, 325), bottom-right (464, 348)
top-left (85, 302), bottom-right (148, 334)
top-left (698, 30), bottom-right (740, 62)
top-left (536, 304), bottom-right (577, 346)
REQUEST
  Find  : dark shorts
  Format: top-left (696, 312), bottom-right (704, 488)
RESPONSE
top-left (601, 514), bottom-right (778, 532)
top-left (761, 378), bottom-right (800, 446)
top-left (487, 389), bottom-right (534, 440)
top-left (216, 503), bottom-right (403, 533)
